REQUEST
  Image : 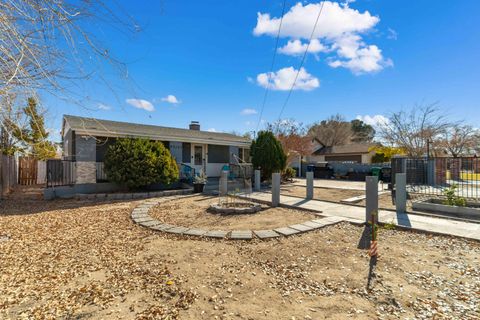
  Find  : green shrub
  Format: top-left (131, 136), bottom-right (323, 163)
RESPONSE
top-left (371, 152), bottom-right (386, 164)
top-left (442, 184), bottom-right (467, 207)
top-left (282, 167), bottom-right (296, 181)
top-left (250, 131), bottom-right (287, 180)
top-left (104, 138), bottom-right (179, 189)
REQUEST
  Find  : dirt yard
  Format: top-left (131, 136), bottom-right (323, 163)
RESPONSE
top-left (281, 185), bottom-right (399, 211)
top-left (0, 198), bottom-right (478, 319)
top-left (149, 195), bottom-right (318, 230)
top-left (280, 185), bottom-right (364, 203)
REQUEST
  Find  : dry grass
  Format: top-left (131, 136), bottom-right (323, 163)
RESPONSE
top-left (0, 198), bottom-right (478, 319)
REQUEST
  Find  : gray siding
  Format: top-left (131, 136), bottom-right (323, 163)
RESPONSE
top-left (75, 134), bottom-right (96, 161)
top-left (96, 137), bottom-right (116, 162)
top-left (169, 141), bottom-right (183, 163)
top-left (63, 129), bottom-right (74, 158)
top-left (182, 143), bottom-right (191, 163)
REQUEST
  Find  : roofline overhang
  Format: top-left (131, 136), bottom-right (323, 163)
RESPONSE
top-left (73, 128), bottom-right (251, 148)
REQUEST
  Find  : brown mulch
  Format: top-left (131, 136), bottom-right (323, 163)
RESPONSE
top-left (0, 198), bottom-right (478, 319)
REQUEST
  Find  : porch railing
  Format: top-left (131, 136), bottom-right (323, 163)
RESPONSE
top-left (96, 162), bottom-right (108, 182)
top-left (229, 163), bottom-right (253, 179)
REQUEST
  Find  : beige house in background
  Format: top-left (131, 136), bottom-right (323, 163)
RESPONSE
top-left (306, 143), bottom-right (377, 164)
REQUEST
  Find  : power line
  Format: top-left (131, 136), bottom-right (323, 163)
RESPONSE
top-left (255, 0), bottom-right (287, 132)
top-left (276, 0), bottom-right (325, 125)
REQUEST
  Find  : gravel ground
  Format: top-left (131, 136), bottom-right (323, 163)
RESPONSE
top-left (281, 185), bottom-right (400, 211)
top-left (0, 198), bottom-right (479, 319)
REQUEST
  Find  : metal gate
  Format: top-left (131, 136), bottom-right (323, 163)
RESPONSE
top-left (18, 157), bottom-right (38, 185)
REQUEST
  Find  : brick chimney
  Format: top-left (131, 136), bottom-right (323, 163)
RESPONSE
top-left (189, 121), bottom-right (200, 131)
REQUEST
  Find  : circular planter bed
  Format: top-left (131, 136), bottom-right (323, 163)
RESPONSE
top-left (209, 202), bottom-right (262, 214)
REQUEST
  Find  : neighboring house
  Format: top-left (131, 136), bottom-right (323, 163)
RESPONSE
top-left (307, 142), bottom-right (377, 164)
top-left (61, 115), bottom-right (251, 184)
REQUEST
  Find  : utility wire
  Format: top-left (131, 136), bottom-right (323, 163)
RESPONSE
top-left (276, 0), bottom-right (325, 126)
top-left (255, 0), bottom-right (287, 133)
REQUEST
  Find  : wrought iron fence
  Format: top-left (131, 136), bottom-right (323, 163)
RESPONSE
top-left (96, 162), bottom-right (108, 182)
top-left (46, 159), bottom-right (76, 188)
top-left (391, 157), bottom-right (480, 202)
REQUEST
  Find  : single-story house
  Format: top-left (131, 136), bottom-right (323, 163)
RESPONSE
top-left (61, 115), bottom-right (251, 184)
top-left (306, 143), bottom-right (377, 164)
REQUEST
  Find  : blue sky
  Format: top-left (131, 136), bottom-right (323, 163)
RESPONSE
top-left (46, 0), bottom-right (480, 140)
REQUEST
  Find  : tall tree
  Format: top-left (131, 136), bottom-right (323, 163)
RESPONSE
top-left (0, 1), bottom-right (137, 146)
top-left (266, 119), bottom-right (313, 167)
top-left (378, 103), bottom-right (450, 157)
top-left (2, 97), bottom-right (56, 159)
top-left (308, 114), bottom-right (352, 147)
top-left (250, 131), bottom-right (287, 180)
top-left (440, 124), bottom-right (479, 157)
top-left (350, 119), bottom-right (375, 142)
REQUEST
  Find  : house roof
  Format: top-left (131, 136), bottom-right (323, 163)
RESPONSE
top-left (62, 115), bottom-right (251, 147)
top-left (313, 143), bottom-right (376, 156)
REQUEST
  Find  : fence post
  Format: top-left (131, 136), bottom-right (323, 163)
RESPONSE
top-left (220, 170), bottom-right (228, 196)
top-left (272, 172), bottom-right (280, 207)
top-left (395, 173), bottom-right (407, 213)
top-left (306, 171), bottom-right (314, 200)
top-left (427, 159), bottom-right (435, 186)
top-left (254, 169), bottom-right (261, 191)
top-left (366, 176), bottom-right (378, 223)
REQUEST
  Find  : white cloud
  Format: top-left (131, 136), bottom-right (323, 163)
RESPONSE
top-left (240, 108), bottom-right (258, 115)
top-left (254, 1), bottom-right (392, 75)
top-left (126, 98), bottom-right (155, 112)
top-left (356, 114), bottom-right (389, 128)
top-left (256, 67), bottom-right (319, 91)
top-left (207, 128), bottom-right (217, 132)
top-left (254, 1), bottom-right (379, 40)
top-left (161, 95), bottom-right (180, 104)
top-left (278, 39), bottom-right (328, 56)
top-left (329, 41), bottom-right (393, 75)
top-left (97, 103), bottom-right (111, 111)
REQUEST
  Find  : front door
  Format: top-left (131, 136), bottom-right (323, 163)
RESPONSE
top-left (191, 144), bottom-right (205, 175)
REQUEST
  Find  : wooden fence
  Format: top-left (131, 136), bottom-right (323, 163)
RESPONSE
top-left (0, 153), bottom-right (18, 198)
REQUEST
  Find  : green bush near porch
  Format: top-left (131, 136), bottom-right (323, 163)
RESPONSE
top-left (104, 138), bottom-right (179, 189)
top-left (250, 131), bottom-right (287, 180)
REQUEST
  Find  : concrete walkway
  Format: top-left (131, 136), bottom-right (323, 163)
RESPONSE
top-left (244, 191), bottom-right (480, 241)
top-left (292, 178), bottom-right (388, 191)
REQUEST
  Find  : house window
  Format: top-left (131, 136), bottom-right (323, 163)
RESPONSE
top-left (239, 148), bottom-right (251, 162)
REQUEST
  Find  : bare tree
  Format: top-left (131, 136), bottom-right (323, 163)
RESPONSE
top-left (307, 114), bottom-right (352, 147)
top-left (378, 103), bottom-right (451, 157)
top-left (267, 119), bottom-right (313, 166)
top-left (440, 124), bottom-right (479, 157)
top-left (0, 0), bottom-right (138, 153)
top-left (0, 0), bottom-right (136, 93)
